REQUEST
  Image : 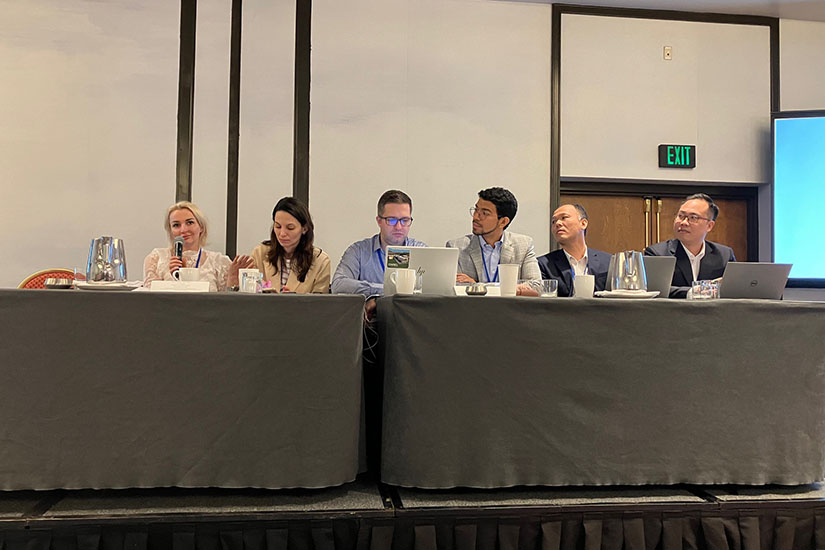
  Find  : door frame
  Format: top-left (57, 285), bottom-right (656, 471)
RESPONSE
top-left (561, 177), bottom-right (760, 261)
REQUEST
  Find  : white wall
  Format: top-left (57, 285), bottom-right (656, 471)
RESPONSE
top-left (0, 1), bottom-right (179, 288)
top-left (780, 19), bottom-right (825, 111)
top-left (190, 0), bottom-right (295, 258)
top-left (6, 3), bottom-right (825, 287)
top-left (236, 0), bottom-right (295, 255)
top-left (561, 14), bottom-right (771, 184)
top-left (191, 0), bottom-right (232, 254)
top-left (309, 0), bottom-right (552, 270)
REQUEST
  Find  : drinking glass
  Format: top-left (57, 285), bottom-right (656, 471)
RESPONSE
top-left (539, 279), bottom-right (558, 297)
top-left (688, 280), bottom-right (719, 300)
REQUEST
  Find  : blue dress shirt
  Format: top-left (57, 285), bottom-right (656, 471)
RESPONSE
top-left (478, 234), bottom-right (503, 283)
top-left (331, 234), bottom-right (427, 296)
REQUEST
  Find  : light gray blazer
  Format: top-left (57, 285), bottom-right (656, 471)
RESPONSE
top-left (446, 231), bottom-right (542, 284)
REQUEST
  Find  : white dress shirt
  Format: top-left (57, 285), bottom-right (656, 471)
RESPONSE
top-left (681, 241), bottom-right (706, 282)
top-left (563, 249), bottom-right (589, 277)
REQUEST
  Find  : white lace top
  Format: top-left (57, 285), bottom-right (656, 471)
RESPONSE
top-left (143, 247), bottom-right (233, 292)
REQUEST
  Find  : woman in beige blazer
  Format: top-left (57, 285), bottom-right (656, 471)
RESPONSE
top-left (250, 197), bottom-right (330, 293)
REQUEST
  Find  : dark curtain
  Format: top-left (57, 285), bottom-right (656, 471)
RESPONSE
top-left (4, 509), bottom-right (824, 550)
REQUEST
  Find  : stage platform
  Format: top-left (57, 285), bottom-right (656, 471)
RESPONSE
top-left (1, 478), bottom-right (824, 550)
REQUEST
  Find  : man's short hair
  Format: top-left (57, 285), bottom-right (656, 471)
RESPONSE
top-left (684, 193), bottom-right (719, 221)
top-left (568, 203), bottom-right (588, 235)
top-left (571, 203), bottom-right (588, 221)
top-left (377, 189), bottom-right (412, 216)
top-left (478, 187), bottom-right (518, 228)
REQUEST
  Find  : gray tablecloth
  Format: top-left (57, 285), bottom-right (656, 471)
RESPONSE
top-left (0, 289), bottom-right (364, 490)
top-left (378, 296), bottom-right (825, 488)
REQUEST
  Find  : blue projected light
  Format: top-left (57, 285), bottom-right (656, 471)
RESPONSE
top-left (774, 114), bottom-right (825, 280)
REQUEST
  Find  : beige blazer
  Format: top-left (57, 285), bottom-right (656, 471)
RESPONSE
top-left (250, 244), bottom-right (331, 294)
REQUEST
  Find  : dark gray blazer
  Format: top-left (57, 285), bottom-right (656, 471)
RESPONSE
top-left (537, 248), bottom-right (611, 297)
top-left (644, 239), bottom-right (735, 298)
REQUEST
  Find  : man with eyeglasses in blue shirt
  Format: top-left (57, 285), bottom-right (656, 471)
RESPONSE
top-left (644, 193), bottom-right (735, 298)
top-left (332, 190), bottom-right (427, 312)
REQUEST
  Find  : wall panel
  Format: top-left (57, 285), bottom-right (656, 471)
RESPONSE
top-left (191, 0), bottom-right (232, 254)
top-left (561, 14), bottom-right (771, 184)
top-left (310, 0), bottom-right (552, 271)
top-left (779, 19), bottom-right (825, 111)
top-left (235, 0), bottom-right (295, 256)
top-left (0, 1), bottom-right (179, 287)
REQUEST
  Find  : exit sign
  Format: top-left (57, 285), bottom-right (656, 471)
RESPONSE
top-left (658, 144), bottom-right (696, 169)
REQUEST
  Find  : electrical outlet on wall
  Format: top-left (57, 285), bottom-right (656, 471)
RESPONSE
top-left (663, 46), bottom-right (673, 60)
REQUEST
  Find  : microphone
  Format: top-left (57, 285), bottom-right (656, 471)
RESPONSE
top-left (173, 236), bottom-right (184, 279)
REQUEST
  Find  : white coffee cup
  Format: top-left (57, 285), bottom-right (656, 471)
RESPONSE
top-left (390, 268), bottom-right (416, 295)
top-left (573, 273), bottom-right (595, 298)
top-left (178, 267), bottom-right (199, 282)
top-left (499, 264), bottom-right (519, 296)
top-left (238, 268), bottom-right (262, 293)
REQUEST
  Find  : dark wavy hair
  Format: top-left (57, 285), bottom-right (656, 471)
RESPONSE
top-left (478, 187), bottom-right (518, 229)
top-left (263, 197), bottom-right (316, 283)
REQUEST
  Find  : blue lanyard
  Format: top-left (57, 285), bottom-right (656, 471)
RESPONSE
top-left (194, 248), bottom-right (202, 268)
top-left (377, 249), bottom-right (385, 273)
top-left (480, 248), bottom-right (499, 283)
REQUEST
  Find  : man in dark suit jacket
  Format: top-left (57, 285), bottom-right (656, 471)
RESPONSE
top-left (644, 193), bottom-right (735, 298)
top-left (537, 204), bottom-right (611, 297)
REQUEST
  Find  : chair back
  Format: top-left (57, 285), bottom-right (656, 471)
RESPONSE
top-left (18, 269), bottom-right (75, 289)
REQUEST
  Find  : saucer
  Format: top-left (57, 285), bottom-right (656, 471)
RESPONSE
top-left (595, 290), bottom-right (659, 299)
top-left (74, 281), bottom-right (138, 291)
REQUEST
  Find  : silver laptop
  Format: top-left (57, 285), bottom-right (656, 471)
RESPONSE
top-left (718, 262), bottom-right (792, 300)
top-left (383, 246), bottom-right (459, 296)
top-left (642, 255), bottom-right (677, 298)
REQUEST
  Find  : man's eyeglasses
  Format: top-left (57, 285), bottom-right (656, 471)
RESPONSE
top-left (469, 207), bottom-right (497, 219)
top-left (379, 216), bottom-right (413, 227)
top-left (675, 212), bottom-right (712, 224)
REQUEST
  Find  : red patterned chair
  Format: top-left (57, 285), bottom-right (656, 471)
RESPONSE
top-left (17, 268), bottom-right (75, 289)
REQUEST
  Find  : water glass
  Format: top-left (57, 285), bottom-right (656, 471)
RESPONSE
top-left (539, 279), bottom-right (558, 298)
top-left (239, 269), bottom-right (263, 294)
top-left (689, 279), bottom-right (719, 300)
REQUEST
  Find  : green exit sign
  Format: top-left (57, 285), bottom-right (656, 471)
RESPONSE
top-left (658, 144), bottom-right (696, 169)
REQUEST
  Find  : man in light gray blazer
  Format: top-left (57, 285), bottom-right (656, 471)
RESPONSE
top-left (446, 187), bottom-right (541, 296)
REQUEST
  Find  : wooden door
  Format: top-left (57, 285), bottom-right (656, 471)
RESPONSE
top-left (561, 194), bottom-right (647, 254)
top-left (561, 194), bottom-right (749, 260)
top-left (658, 197), bottom-right (748, 261)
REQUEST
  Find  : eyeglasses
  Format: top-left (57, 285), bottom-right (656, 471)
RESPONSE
top-left (379, 216), bottom-right (413, 227)
top-left (469, 207), bottom-right (497, 219)
top-left (675, 212), bottom-right (712, 224)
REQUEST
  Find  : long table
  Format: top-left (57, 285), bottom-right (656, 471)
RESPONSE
top-left (378, 296), bottom-right (825, 488)
top-left (0, 289), bottom-right (364, 490)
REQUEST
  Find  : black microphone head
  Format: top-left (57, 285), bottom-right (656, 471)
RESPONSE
top-left (173, 236), bottom-right (184, 259)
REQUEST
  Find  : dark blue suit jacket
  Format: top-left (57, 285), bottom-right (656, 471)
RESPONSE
top-left (644, 239), bottom-right (735, 298)
top-left (537, 248), bottom-right (611, 297)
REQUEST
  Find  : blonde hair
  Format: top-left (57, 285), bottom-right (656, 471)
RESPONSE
top-left (164, 201), bottom-right (208, 246)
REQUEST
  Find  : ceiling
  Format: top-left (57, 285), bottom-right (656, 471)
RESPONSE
top-left (510, 1), bottom-right (825, 22)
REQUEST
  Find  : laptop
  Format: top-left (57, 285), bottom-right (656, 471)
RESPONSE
top-left (642, 255), bottom-right (677, 298)
top-left (383, 246), bottom-right (459, 296)
top-left (718, 262), bottom-right (792, 299)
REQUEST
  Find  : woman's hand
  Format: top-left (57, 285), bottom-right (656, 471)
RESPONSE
top-left (227, 255), bottom-right (254, 287)
top-left (168, 256), bottom-right (183, 275)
